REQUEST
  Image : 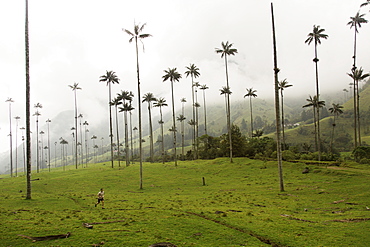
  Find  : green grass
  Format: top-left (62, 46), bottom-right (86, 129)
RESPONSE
top-left (1, 158), bottom-right (370, 246)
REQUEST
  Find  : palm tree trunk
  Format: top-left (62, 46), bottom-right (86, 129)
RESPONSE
top-left (271, 2), bottom-right (284, 192)
top-left (353, 80), bottom-right (358, 148)
top-left (36, 118), bottom-right (39, 173)
top-left (108, 83), bottom-right (114, 168)
top-left (160, 108), bottom-right (165, 164)
top-left (25, 0), bottom-right (32, 200)
top-left (148, 104), bottom-right (154, 162)
top-left (130, 112), bottom-right (133, 164)
top-left (280, 90), bottom-right (286, 148)
top-left (249, 97), bottom-right (254, 137)
top-left (314, 43), bottom-right (321, 161)
top-left (135, 36), bottom-right (143, 189)
top-left (203, 90), bottom-right (207, 135)
top-left (191, 77), bottom-right (196, 159)
top-left (224, 55), bottom-right (233, 163)
top-left (115, 105), bottom-right (121, 167)
top-left (124, 111), bottom-right (129, 166)
top-left (171, 80), bottom-right (177, 166)
top-left (313, 106), bottom-right (318, 151)
top-left (74, 92), bottom-right (78, 169)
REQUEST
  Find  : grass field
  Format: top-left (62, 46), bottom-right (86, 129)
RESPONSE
top-left (1, 158), bottom-right (369, 246)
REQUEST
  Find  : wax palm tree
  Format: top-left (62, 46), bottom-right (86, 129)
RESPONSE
top-left (278, 79), bottom-right (292, 146)
top-left (180, 98), bottom-right (187, 116)
top-left (33, 103), bottom-right (42, 172)
top-left (154, 97), bottom-right (168, 164)
top-left (120, 103), bottom-right (134, 167)
top-left (117, 90), bottom-right (134, 164)
top-left (185, 64), bottom-right (200, 158)
top-left (305, 25), bottom-right (328, 161)
top-left (68, 82), bottom-right (81, 169)
top-left (99, 70), bottom-right (120, 168)
top-left (5, 98), bottom-right (14, 177)
top-left (124, 22), bottom-right (152, 189)
top-left (328, 103), bottom-right (344, 153)
top-left (110, 97), bottom-right (122, 167)
top-left (303, 95), bottom-right (325, 154)
top-left (348, 68), bottom-right (370, 147)
top-left (348, 13), bottom-right (367, 147)
top-left (244, 88), bottom-right (258, 138)
top-left (25, 0), bottom-right (31, 199)
top-left (200, 85), bottom-right (209, 135)
top-left (163, 68), bottom-right (182, 166)
top-left (177, 114), bottom-right (187, 160)
top-left (142, 92), bottom-right (157, 162)
top-left (215, 41), bottom-right (238, 163)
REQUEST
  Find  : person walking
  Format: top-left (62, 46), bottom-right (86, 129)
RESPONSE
top-left (95, 188), bottom-right (105, 209)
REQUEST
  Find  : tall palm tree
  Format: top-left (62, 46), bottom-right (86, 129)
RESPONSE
top-left (110, 97), bottom-right (122, 167)
top-left (163, 67), bottom-right (182, 166)
top-left (25, 0), bottom-right (31, 199)
top-left (124, 22), bottom-right (152, 190)
top-left (180, 98), bottom-right (187, 117)
top-left (215, 41), bottom-right (238, 163)
top-left (200, 85), bottom-right (209, 135)
top-left (5, 98), bottom-right (14, 177)
top-left (193, 82), bottom-right (200, 157)
top-left (68, 82), bottom-right (81, 169)
top-left (59, 138), bottom-right (68, 171)
top-left (14, 116), bottom-right (20, 176)
top-left (99, 70), bottom-right (120, 168)
top-left (303, 95), bottom-right (325, 154)
top-left (278, 79), bottom-right (292, 146)
top-left (154, 97), bottom-right (168, 164)
top-left (33, 102), bottom-right (42, 172)
top-left (328, 103), bottom-right (344, 153)
top-left (120, 103), bottom-right (134, 167)
top-left (305, 25), bottom-right (328, 161)
top-left (142, 92), bottom-right (157, 162)
top-left (347, 68), bottom-right (370, 147)
top-left (46, 119), bottom-right (51, 172)
top-left (244, 88), bottom-right (258, 138)
top-left (184, 64), bottom-right (200, 158)
top-left (177, 114), bottom-right (186, 160)
top-left (348, 13), bottom-right (367, 147)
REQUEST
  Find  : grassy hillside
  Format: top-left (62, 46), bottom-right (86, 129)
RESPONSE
top-left (1, 158), bottom-right (370, 246)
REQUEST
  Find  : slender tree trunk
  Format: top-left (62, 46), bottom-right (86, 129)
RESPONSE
top-left (271, 2), bottom-right (284, 192)
top-left (280, 90), bottom-right (286, 147)
top-left (36, 118), bottom-right (39, 173)
top-left (314, 43), bottom-right (321, 161)
top-left (108, 83), bottom-right (114, 168)
top-left (124, 110), bottom-right (129, 166)
top-left (202, 89), bottom-right (207, 135)
top-left (8, 103), bottom-right (13, 177)
top-left (115, 105), bottom-right (121, 167)
top-left (313, 106), bottom-right (318, 151)
top-left (191, 77), bottom-right (196, 159)
top-left (130, 112), bottom-right (133, 164)
top-left (74, 91), bottom-right (78, 169)
top-left (195, 89), bottom-right (199, 159)
top-left (224, 56), bottom-right (233, 163)
top-left (148, 104), bottom-right (154, 162)
top-left (171, 81), bottom-right (177, 166)
top-left (353, 80), bottom-right (358, 148)
top-left (357, 82), bottom-right (361, 146)
top-left (249, 97), bottom-right (254, 137)
top-left (135, 37), bottom-right (144, 189)
top-left (160, 107), bottom-right (165, 164)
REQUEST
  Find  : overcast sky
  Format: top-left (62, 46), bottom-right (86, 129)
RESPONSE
top-left (0, 0), bottom-right (369, 154)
